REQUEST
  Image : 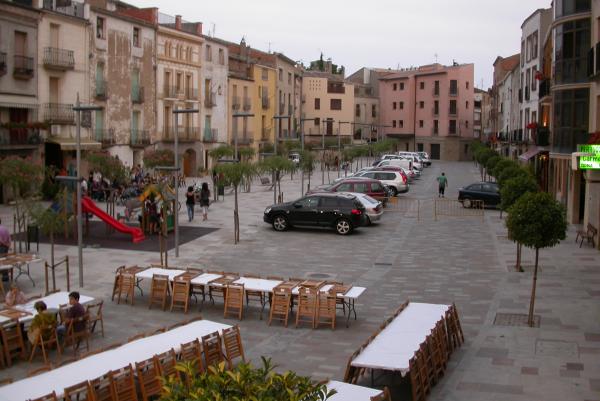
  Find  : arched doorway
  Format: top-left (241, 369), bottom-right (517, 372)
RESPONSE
top-left (183, 149), bottom-right (197, 177)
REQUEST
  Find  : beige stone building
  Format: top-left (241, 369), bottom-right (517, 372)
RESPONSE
top-left (274, 53), bottom-right (302, 145)
top-left (347, 68), bottom-right (380, 143)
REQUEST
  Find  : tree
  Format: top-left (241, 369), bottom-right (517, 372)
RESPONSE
top-left (299, 150), bottom-right (316, 193)
top-left (485, 155), bottom-right (502, 181)
top-left (259, 156), bottom-right (296, 204)
top-left (237, 147), bottom-right (256, 192)
top-left (215, 162), bottom-right (256, 244)
top-left (474, 147), bottom-right (497, 181)
top-left (143, 149), bottom-right (175, 169)
top-left (0, 156), bottom-right (43, 200)
top-left (208, 145), bottom-right (235, 165)
top-left (497, 165), bottom-right (529, 187)
top-left (506, 192), bottom-right (567, 326)
top-left (27, 199), bottom-right (67, 268)
top-left (160, 358), bottom-right (334, 401)
top-left (86, 151), bottom-right (127, 185)
top-left (492, 158), bottom-right (519, 180)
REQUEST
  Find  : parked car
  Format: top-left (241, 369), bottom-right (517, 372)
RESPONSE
top-left (263, 193), bottom-right (366, 235)
top-left (342, 192), bottom-right (383, 224)
top-left (353, 170), bottom-right (408, 196)
top-left (374, 158), bottom-right (413, 171)
top-left (334, 166), bottom-right (410, 184)
top-left (458, 182), bottom-right (501, 207)
top-left (307, 178), bottom-right (389, 203)
top-left (417, 152), bottom-right (432, 166)
top-left (289, 152), bottom-right (301, 165)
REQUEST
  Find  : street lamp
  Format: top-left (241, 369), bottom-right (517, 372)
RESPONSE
top-left (172, 107), bottom-right (199, 258)
top-left (72, 96), bottom-right (102, 288)
top-left (320, 119), bottom-right (336, 184)
top-left (337, 121), bottom-right (353, 177)
top-left (232, 112), bottom-right (254, 160)
top-left (299, 117), bottom-right (315, 195)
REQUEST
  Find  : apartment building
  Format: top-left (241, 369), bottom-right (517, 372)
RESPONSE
top-left (0, 0), bottom-right (40, 165)
top-left (274, 53), bottom-right (302, 143)
top-left (379, 63), bottom-right (474, 161)
top-left (491, 54), bottom-right (520, 149)
top-left (200, 36), bottom-right (228, 169)
top-left (347, 68), bottom-right (380, 143)
top-left (88, 0), bottom-right (156, 168)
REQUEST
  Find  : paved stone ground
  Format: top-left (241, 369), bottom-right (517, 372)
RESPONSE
top-left (0, 160), bottom-right (599, 401)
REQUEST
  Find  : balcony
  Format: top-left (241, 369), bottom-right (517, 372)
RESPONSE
top-left (204, 92), bottom-right (216, 108)
top-left (163, 85), bottom-right (177, 99)
top-left (449, 87), bottom-right (458, 97)
top-left (130, 129), bottom-right (150, 147)
top-left (0, 127), bottom-right (43, 148)
top-left (95, 79), bottom-right (108, 100)
top-left (42, 0), bottom-right (84, 18)
top-left (181, 126), bottom-right (199, 141)
top-left (327, 82), bottom-right (345, 94)
top-left (0, 52), bottom-right (6, 76)
top-left (94, 128), bottom-right (115, 146)
top-left (43, 47), bottom-right (74, 70)
top-left (232, 96), bottom-right (241, 110)
top-left (243, 97), bottom-right (251, 111)
top-left (43, 103), bottom-right (74, 124)
top-left (132, 86), bottom-right (144, 103)
top-left (186, 88), bottom-right (198, 100)
top-left (448, 107), bottom-right (457, 117)
top-left (202, 127), bottom-right (218, 142)
top-left (525, 86), bottom-right (530, 101)
top-left (262, 96), bottom-right (270, 109)
top-left (231, 134), bottom-right (253, 145)
top-left (539, 79), bottom-right (551, 98)
top-left (13, 55), bottom-right (34, 79)
top-left (448, 124), bottom-right (458, 136)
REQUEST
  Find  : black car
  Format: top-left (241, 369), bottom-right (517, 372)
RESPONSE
top-left (263, 193), bottom-right (367, 235)
top-left (458, 182), bottom-right (501, 207)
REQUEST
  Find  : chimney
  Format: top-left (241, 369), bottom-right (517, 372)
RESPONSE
top-left (195, 22), bottom-right (202, 36)
top-left (175, 15), bottom-right (182, 30)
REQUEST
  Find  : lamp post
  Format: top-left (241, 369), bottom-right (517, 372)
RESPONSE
top-left (72, 96), bottom-right (103, 288)
top-left (337, 121), bottom-right (353, 177)
top-left (172, 107), bottom-right (199, 258)
top-left (299, 117), bottom-right (315, 195)
top-left (232, 112), bottom-right (254, 160)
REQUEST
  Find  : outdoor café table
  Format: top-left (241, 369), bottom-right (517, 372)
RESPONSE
top-left (232, 277), bottom-right (283, 318)
top-left (0, 319), bottom-right (232, 401)
top-left (0, 253), bottom-right (43, 286)
top-left (135, 267), bottom-right (187, 281)
top-left (0, 291), bottom-right (95, 325)
top-left (189, 272), bottom-right (223, 286)
top-left (327, 380), bottom-right (382, 401)
top-left (351, 303), bottom-right (450, 376)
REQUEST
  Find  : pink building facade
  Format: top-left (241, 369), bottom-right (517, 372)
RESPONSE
top-left (379, 63), bottom-right (475, 161)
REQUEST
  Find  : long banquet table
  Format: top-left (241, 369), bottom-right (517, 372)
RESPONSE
top-left (351, 302), bottom-right (450, 375)
top-left (327, 380), bottom-right (383, 400)
top-left (0, 319), bottom-right (232, 401)
top-left (0, 291), bottom-right (95, 325)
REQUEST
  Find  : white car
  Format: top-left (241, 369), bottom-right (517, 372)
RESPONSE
top-left (342, 192), bottom-right (383, 224)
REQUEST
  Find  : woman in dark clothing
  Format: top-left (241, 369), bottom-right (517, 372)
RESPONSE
top-left (200, 182), bottom-right (210, 221)
top-left (186, 186), bottom-right (195, 222)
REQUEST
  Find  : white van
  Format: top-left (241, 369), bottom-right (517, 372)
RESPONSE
top-left (397, 153), bottom-right (423, 170)
top-left (374, 158), bottom-right (413, 171)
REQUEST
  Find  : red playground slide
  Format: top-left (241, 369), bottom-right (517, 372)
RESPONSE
top-left (81, 196), bottom-right (145, 243)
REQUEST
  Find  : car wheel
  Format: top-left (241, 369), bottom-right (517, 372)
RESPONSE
top-left (389, 186), bottom-right (398, 197)
top-left (335, 218), bottom-right (352, 235)
top-left (462, 198), bottom-right (472, 208)
top-left (366, 215), bottom-right (372, 226)
top-left (272, 215), bottom-right (288, 231)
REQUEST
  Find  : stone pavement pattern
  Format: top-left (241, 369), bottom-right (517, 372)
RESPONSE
top-left (0, 160), bottom-right (599, 401)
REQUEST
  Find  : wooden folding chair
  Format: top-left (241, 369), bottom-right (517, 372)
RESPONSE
top-left (153, 348), bottom-right (179, 382)
top-left (295, 287), bottom-right (318, 328)
top-left (370, 387), bottom-right (391, 401)
top-left (27, 392), bottom-right (58, 401)
top-left (111, 265), bottom-right (126, 301)
top-left (1, 320), bottom-right (26, 366)
top-left (430, 321), bottom-right (447, 380)
top-left (64, 380), bottom-right (95, 401)
top-left (27, 364), bottom-right (53, 377)
top-left (136, 357), bottom-right (162, 401)
top-left (29, 322), bottom-right (61, 364)
top-left (342, 349), bottom-right (363, 384)
top-left (187, 267), bottom-right (206, 303)
top-left (180, 339), bottom-right (205, 374)
top-left (224, 284), bottom-right (244, 320)
top-left (242, 273), bottom-right (265, 307)
top-left (207, 270), bottom-right (226, 304)
top-left (109, 364), bottom-right (138, 401)
top-left (316, 291), bottom-right (337, 330)
top-left (89, 372), bottom-right (112, 401)
top-left (117, 273), bottom-right (136, 305)
top-left (86, 300), bottom-right (104, 337)
top-left (201, 331), bottom-right (224, 368)
top-left (149, 274), bottom-right (170, 310)
top-left (416, 345), bottom-right (431, 395)
top-left (450, 303), bottom-right (464, 345)
top-left (421, 338), bottom-right (436, 387)
top-left (222, 325), bottom-right (245, 369)
top-left (409, 355), bottom-right (426, 401)
top-left (170, 277), bottom-right (191, 313)
top-left (63, 315), bottom-right (90, 356)
top-left (268, 287), bottom-right (291, 327)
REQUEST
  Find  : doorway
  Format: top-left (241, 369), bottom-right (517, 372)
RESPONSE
top-left (183, 149), bottom-right (196, 177)
top-left (430, 143), bottom-right (441, 160)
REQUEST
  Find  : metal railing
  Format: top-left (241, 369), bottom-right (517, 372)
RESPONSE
top-left (232, 96), bottom-right (241, 110)
top-left (182, 126), bottom-right (199, 140)
top-left (262, 96), bottom-right (270, 109)
top-left (95, 128), bottom-right (115, 146)
top-left (243, 97), bottom-right (251, 111)
top-left (203, 127), bottom-right (218, 142)
top-left (448, 107), bottom-right (457, 117)
top-left (43, 103), bottom-right (74, 124)
top-left (232, 134), bottom-right (253, 145)
top-left (186, 88), bottom-right (198, 100)
top-left (163, 85), bottom-right (177, 99)
top-left (42, 0), bottom-right (84, 18)
top-left (448, 124), bottom-right (458, 136)
top-left (13, 55), bottom-right (34, 79)
top-left (449, 87), bottom-right (459, 97)
top-left (0, 127), bottom-right (43, 147)
top-left (132, 86), bottom-right (144, 103)
top-left (95, 79), bottom-right (107, 100)
top-left (204, 92), bottom-right (216, 108)
top-left (43, 47), bottom-right (75, 70)
top-left (0, 52), bottom-right (6, 76)
top-left (130, 129), bottom-right (150, 146)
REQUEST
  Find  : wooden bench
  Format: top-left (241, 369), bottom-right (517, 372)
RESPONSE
top-left (576, 223), bottom-right (598, 248)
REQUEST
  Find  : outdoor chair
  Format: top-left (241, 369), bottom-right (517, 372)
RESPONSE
top-left (316, 291), bottom-right (337, 330)
top-left (26, 364), bottom-right (53, 377)
top-left (180, 339), bottom-right (205, 374)
top-left (29, 320), bottom-right (62, 364)
top-left (370, 387), bottom-right (392, 401)
top-left (170, 277), bottom-right (191, 313)
top-left (27, 392), bottom-right (58, 401)
top-left (1, 320), bottom-right (26, 366)
top-left (187, 267), bottom-right (206, 303)
top-left (209, 272), bottom-right (237, 305)
top-left (223, 284), bottom-right (244, 320)
top-left (222, 325), bottom-right (245, 369)
top-left (421, 339), bottom-right (436, 387)
top-left (111, 266), bottom-right (126, 301)
top-left (201, 331), bottom-right (224, 368)
top-left (153, 348), bottom-right (179, 382)
top-left (242, 273), bottom-right (265, 307)
top-left (268, 287), bottom-right (291, 327)
top-left (149, 274), bottom-right (170, 311)
top-left (63, 315), bottom-right (91, 356)
top-left (135, 358), bottom-right (162, 401)
top-left (295, 287), bottom-right (318, 329)
top-left (409, 353), bottom-right (426, 401)
top-left (58, 304), bottom-right (70, 325)
top-left (86, 300), bottom-right (104, 337)
top-left (416, 344), bottom-right (431, 395)
top-left (64, 380), bottom-right (95, 401)
top-left (89, 372), bottom-right (113, 401)
top-left (342, 349), bottom-right (364, 384)
top-left (116, 273), bottom-right (136, 305)
top-left (108, 364), bottom-right (138, 401)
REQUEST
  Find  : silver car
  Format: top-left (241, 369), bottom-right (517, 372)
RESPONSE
top-left (342, 192), bottom-right (383, 224)
top-left (352, 170), bottom-right (409, 196)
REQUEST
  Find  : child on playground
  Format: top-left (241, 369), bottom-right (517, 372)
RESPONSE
top-left (146, 194), bottom-right (159, 234)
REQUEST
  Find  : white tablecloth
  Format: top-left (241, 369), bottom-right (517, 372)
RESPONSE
top-left (291, 284), bottom-right (366, 300)
top-left (327, 380), bottom-right (382, 400)
top-left (0, 319), bottom-right (232, 401)
top-left (190, 273), bottom-right (223, 285)
top-left (135, 267), bottom-right (186, 281)
top-left (351, 303), bottom-right (449, 375)
top-left (233, 277), bottom-right (283, 293)
top-left (0, 291), bottom-right (95, 324)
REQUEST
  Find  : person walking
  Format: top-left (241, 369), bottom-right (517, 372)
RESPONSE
top-left (199, 182), bottom-right (210, 221)
top-left (436, 172), bottom-right (448, 198)
top-left (186, 186), bottom-right (195, 222)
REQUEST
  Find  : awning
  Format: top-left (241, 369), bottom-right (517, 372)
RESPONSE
top-left (519, 147), bottom-right (542, 161)
top-left (46, 137), bottom-right (102, 151)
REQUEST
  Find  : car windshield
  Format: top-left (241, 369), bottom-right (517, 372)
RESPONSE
top-left (359, 194), bottom-right (379, 205)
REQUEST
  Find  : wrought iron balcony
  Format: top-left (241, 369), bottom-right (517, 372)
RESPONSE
top-left (433, 87), bottom-right (440, 97)
top-left (0, 127), bottom-right (43, 147)
top-left (130, 129), bottom-right (150, 147)
top-left (231, 134), bottom-right (253, 145)
top-left (94, 128), bottom-right (115, 146)
top-left (182, 126), bottom-right (199, 141)
top-left (243, 97), bottom-right (251, 111)
top-left (448, 124), bottom-right (458, 136)
top-left (262, 96), bottom-right (270, 109)
top-left (186, 88), bottom-right (198, 100)
top-left (0, 52), bottom-right (6, 76)
top-left (163, 85), bottom-right (177, 99)
top-left (95, 79), bottom-right (108, 100)
top-left (448, 107), bottom-right (458, 117)
top-left (43, 47), bottom-right (74, 70)
top-left (204, 92), bottom-right (216, 108)
top-left (232, 96), bottom-right (241, 110)
top-left (13, 55), bottom-right (34, 79)
top-left (203, 127), bottom-right (218, 142)
top-left (42, 0), bottom-right (85, 18)
top-left (43, 103), bottom-right (74, 124)
top-left (132, 86), bottom-right (144, 103)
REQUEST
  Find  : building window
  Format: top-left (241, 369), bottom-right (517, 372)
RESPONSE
top-left (466, 81), bottom-right (469, 89)
top-left (466, 101), bottom-right (469, 109)
top-left (555, 0), bottom-right (590, 19)
top-left (133, 27), bottom-right (140, 47)
top-left (420, 82), bottom-right (425, 90)
top-left (218, 48), bottom-right (224, 64)
top-left (315, 98), bottom-right (320, 110)
top-left (532, 68), bottom-right (538, 91)
top-left (419, 101), bottom-right (424, 109)
top-left (355, 104), bottom-right (361, 117)
top-left (553, 88), bottom-right (589, 153)
top-left (96, 17), bottom-right (105, 39)
top-left (393, 83), bottom-right (397, 91)
top-left (434, 100), bottom-right (439, 115)
top-left (330, 99), bottom-right (342, 110)
top-left (449, 120), bottom-right (457, 134)
top-left (450, 80), bottom-right (458, 95)
top-left (554, 19), bottom-right (591, 84)
top-left (278, 68), bottom-right (283, 81)
top-left (399, 120), bottom-right (404, 128)
top-left (521, 40), bottom-right (525, 66)
top-left (434, 80), bottom-right (440, 95)
top-left (262, 68), bottom-right (268, 81)
top-left (205, 45), bottom-right (212, 62)
top-left (466, 121), bottom-right (469, 128)
top-left (288, 72), bottom-right (292, 84)
top-left (449, 100), bottom-right (457, 115)
top-left (400, 82), bottom-right (405, 90)
top-left (393, 102), bottom-right (397, 110)
top-left (400, 101), bottom-right (404, 110)
top-left (433, 120), bottom-right (439, 134)
top-left (392, 120), bottom-right (397, 128)
top-left (372, 104), bottom-right (376, 118)
top-left (419, 120), bottom-right (424, 128)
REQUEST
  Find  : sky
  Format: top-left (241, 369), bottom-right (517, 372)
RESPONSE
top-left (127, 0), bottom-right (551, 89)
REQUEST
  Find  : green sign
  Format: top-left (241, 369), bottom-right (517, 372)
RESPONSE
top-left (578, 144), bottom-right (600, 170)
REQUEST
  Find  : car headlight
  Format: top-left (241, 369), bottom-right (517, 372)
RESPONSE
top-left (264, 207), bottom-right (271, 214)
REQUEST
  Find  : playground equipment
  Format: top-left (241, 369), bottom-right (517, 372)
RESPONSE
top-left (138, 184), bottom-right (177, 234)
top-left (81, 196), bottom-right (145, 242)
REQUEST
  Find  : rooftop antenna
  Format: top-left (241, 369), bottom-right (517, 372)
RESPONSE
top-left (268, 42), bottom-right (272, 53)
top-left (434, 53), bottom-right (438, 63)
top-left (212, 23), bottom-right (216, 37)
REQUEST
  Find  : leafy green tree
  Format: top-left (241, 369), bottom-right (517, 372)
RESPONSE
top-left (492, 158), bottom-right (519, 180)
top-left (475, 147), bottom-right (497, 181)
top-left (0, 156), bottom-right (43, 200)
top-left (215, 162), bottom-right (256, 244)
top-left (259, 156), bottom-right (296, 204)
top-left (497, 166), bottom-right (529, 187)
top-left (143, 149), bottom-right (175, 169)
top-left (86, 151), bottom-right (127, 185)
top-left (208, 145), bottom-right (234, 164)
top-left (506, 192), bottom-right (567, 326)
top-left (299, 150), bottom-right (316, 193)
top-left (485, 155), bottom-right (502, 181)
top-left (27, 197), bottom-right (68, 267)
top-left (237, 147), bottom-right (255, 162)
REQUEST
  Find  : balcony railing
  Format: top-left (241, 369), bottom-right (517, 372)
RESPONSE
top-left (232, 96), bottom-right (241, 110)
top-left (539, 79), bottom-right (551, 98)
top-left (204, 93), bottom-right (216, 108)
top-left (13, 55), bottom-right (34, 79)
top-left (42, 0), bottom-right (85, 18)
top-left (43, 103), bottom-right (74, 124)
top-left (95, 128), bottom-right (115, 146)
top-left (231, 134), bottom-right (253, 145)
top-left (130, 129), bottom-right (150, 147)
top-left (43, 47), bottom-right (75, 70)
top-left (132, 86), bottom-right (144, 103)
top-left (0, 52), bottom-right (6, 76)
top-left (182, 126), bottom-right (199, 141)
top-left (449, 87), bottom-right (459, 97)
top-left (186, 88), bottom-right (198, 100)
top-left (203, 127), bottom-right (218, 142)
top-left (243, 97), bottom-right (251, 111)
top-left (163, 85), bottom-right (177, 99)
top-left (0, 127), bottom-right (43, 147)
top-left (448, 124), bottom-right (458, 136)
top-left (95, 79), bottom-right (108, 100)
top-left (262, 96), bottom-right (270, 109)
